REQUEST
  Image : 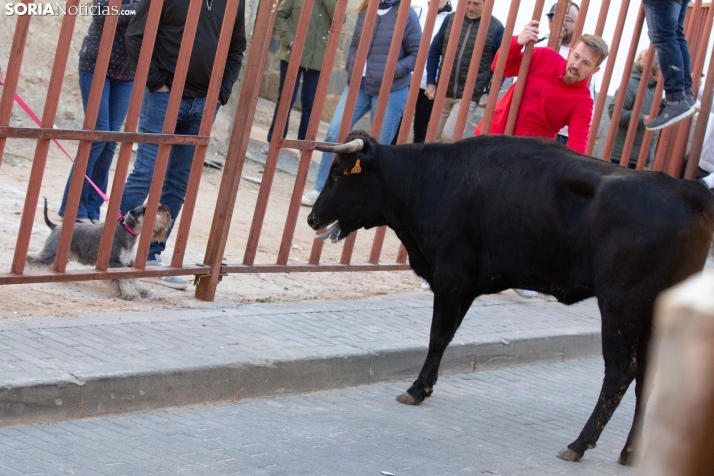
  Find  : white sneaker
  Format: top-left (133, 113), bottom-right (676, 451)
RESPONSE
top-left (514, 289), bottom-right (538, 298)
top-left (141, 254), bottom-right (188, 290)
top-left (420, 280), bottom-right (431, 290)
top-left (261, 144), bottom-right (269, 154)
top-left (301, 189), bottom-right (320, 207)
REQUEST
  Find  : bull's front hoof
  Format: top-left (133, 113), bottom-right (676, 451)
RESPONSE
top-left (396, 392), bottom-right (423, 405)
top-left (557, 447), bottom-right (582, 462)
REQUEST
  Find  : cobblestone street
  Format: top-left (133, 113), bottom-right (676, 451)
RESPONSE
top-left (0, 358), bottom-right (635, 475)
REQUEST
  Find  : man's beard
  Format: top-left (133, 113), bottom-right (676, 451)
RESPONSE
top-left (562, 30), bottom-right (573, 45)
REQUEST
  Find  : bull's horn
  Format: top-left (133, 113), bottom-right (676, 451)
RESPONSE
top-left (316, 139), bottom-right (364, 154)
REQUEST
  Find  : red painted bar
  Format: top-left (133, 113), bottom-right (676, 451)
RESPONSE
top-left (685, 45), bottom-right (714, 179)
top-left (196, 0), bottom-right (281, 300)
top-left (0, 0), bottom-right (33, 168)
top-left (11, 0), bottom-right (79, 275)
top-left (619, 46), bottom-right (655, 167)
top-left (171, 0), bottom-right (242, 268)
top-left (569, 0), bottom-right (590, 52)
top-left (243, 0), bottom-right (318, 266)
top-left (600, 3), bottom-right (643, 164)
top-left (636, 75), bottom-right (663, 170)
top-left (0, 127), bottom-right (209, 145)
top-left (276, 0), bottom-right (349, 266)
top-left (585, 0), bottom-right (631, 156)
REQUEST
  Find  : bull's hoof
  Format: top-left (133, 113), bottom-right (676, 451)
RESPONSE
top-left (396, 392), bottom-right (423, 405)
top-left (424, 387), bottom-right (433, 397)
top-left (557, 447), bottom-right (582, 462)
top-left (618, 448), bottom-right (635, 466)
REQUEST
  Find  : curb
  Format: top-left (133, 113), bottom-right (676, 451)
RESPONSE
top-left (0, 328), bottom-right (600, 427)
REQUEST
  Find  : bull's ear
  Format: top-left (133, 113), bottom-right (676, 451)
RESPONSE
top-left (338, 131), bottom-right (376, 175)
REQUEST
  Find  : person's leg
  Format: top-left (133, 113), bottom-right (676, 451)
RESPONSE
top-left (267, 60), bottom-right (302, 143)
top-left (375, 87), bottom-right (409, 145)
top-left (676, 0), bottom-right (693, 97)
top-left (441, 99), bottom-right (477, 143)
top-left (120, 90), bottom-right (170, 214)
top-left (297, 68), bottom-right (320, 141)
top-left (413, 88), bottom-right (434, 143)
top-left (643, 0), bottom-right (686, 102)
top-left (435, 98), bottom-right (455, 142)
top-left (85, 78), bottom-right (134, 220)
top-left (148, 97), bottom-right (215, 260)
top-left (59, 72), bottom-right (110, 220)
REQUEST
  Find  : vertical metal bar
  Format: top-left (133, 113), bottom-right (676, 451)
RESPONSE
top-left (96, 0), bottom-right (166, 270)
top-left (133, 0), bottom-right (205, 270)
top-left (666, 0), bottom-right (706, 178)
top-left (424, 0), bottom-right (468, 142)
top-left (53, 0), bottom-right (122, 273)
top-left (503, 0), bottom-right (546, 136)
top-left (276, 0), bottom-right (349, 265)
top-left (636, 75), bottom-right (664, 169)
top-left (600, 3), bottom-right (644, 163)
top-left (367, 0), bottom-right (412, 265)
top-left (0, 0), bottom-right (33, 168)
top-left (593, 0), bottom-right (611, 37)
top-left (171, 0), bottom-right (241, 268)
top-left (11, 0), bottom-right (79, 274)
top-left (394, 0), bottom-right (440, 144)
top-left (195, 0), bottom-right (280, 300)
top-left (547, 0), bottom-right (571, 52)
top-left (619, 46), bottom-right (654, 167)
top-left (585, 0), bottom-right (630, 156)
top-left (309, 0), bottom-right (379, 265)
top-left (685, 44), bottom-right (714, 179)
top-left (243, 0), bottom-right (317, 266)
top-left (479, 0), bottom-right (521, 134)
top-left (451, 0), bottom-right (495, 142)
top-left (568, 0), bottom-right (590, 53)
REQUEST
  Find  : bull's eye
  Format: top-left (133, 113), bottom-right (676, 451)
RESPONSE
top-left (330, 163), bottom-right (343, 182)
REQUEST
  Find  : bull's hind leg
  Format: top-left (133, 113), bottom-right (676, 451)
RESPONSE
top-left (558, 300), bottom-right (647, 462)
top-left (618, 327), bottom-right (652, 465)
top-left (397, 291), bottom-right (475, 405)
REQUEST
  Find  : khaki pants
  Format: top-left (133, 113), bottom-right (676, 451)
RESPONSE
top-left (436, 97), bottom-right (478, 143)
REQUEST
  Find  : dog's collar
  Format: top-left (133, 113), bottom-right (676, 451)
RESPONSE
top-left (119, 215), bottom-right (139, 237)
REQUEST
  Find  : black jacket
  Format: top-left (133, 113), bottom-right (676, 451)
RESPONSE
top-left (125, 0), bottom-right (246, 105)
top-left (79, 0), bottom-right (139, 79)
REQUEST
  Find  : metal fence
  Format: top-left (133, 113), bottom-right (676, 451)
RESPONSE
top-left (0, 0), bottom-right (712, 301)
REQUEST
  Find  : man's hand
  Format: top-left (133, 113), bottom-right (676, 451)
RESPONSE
top-left (517, 20), bottom-right (540, 46)
top-left (425, 84), bottom-right (436, 100)
top-left (157, 84), bottom-right (170, 92)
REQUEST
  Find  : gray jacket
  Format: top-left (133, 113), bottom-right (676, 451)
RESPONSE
top-left (346, 6), bottom-right (422, 96)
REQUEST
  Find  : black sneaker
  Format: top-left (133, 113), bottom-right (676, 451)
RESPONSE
top-left (646, 99), bottom-right (695, 131)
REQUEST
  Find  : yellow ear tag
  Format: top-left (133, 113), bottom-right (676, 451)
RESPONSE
top-left (351, 159), bottom-right (362, 174)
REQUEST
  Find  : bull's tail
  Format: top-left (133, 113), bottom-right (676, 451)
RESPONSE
top-left (43, 197), bottom-right (57, 230)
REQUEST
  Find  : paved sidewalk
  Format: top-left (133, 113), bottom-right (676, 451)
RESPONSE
top-left (0, 292), bottom-right (602, 426)
top-left (0, 358), bottom-right (634, 475)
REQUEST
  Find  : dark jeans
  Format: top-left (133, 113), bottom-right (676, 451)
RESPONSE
top-left (266, 60), bottom-right (320, 142)
top-left (59, 71), bottom-right (133, 220)
top-left (556, 134), bottom-right (568, 145)
top-left (120, 91), bottom-right (218, 259)
top-left (642, 0), bottom-right (693, 102)
top-left (413, 88), bottom-right (434, 144)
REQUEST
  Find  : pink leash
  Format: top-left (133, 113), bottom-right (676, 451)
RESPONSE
top-left (1, 72), bottom-right (130, 223)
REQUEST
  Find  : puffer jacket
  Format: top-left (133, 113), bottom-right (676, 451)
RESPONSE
top-left (274, 0), bottom-right (337, 71)
top-left (78, 0), bottom-right (139, 79)
top-left (346, 6), bottom-right (422, 96)
top-left (608, 67), bottom-right (659, 168)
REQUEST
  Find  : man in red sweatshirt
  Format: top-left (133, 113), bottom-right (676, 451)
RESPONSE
top-left (475, 20), bottom-right (608, 154)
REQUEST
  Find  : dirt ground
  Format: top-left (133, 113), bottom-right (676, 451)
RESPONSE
top-left (0, 91), bottom-right (425, 320)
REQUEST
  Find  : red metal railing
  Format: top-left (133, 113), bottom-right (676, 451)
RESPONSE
top-left (0, 0), bottom-right (712, 301)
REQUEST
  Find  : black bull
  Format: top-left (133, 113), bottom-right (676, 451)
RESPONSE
top-left (307, 131), bottom-right (714, 465)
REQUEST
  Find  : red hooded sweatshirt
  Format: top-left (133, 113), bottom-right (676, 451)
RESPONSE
top-left (475, 36), bottom-right (594, 154)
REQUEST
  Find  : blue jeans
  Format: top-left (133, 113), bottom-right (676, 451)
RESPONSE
top-left (643, 0), bottom-right (693, 102)
top-left (267, 60), bottom-right (321, 142)
top-left (59, 71), bottom-right (133, 220)
top-left (314, 85), bottom-right (409, 192)
top-left (120, 91), bottom-right (218, 259)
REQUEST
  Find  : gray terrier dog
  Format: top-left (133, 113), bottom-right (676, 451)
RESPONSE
top-left (27, 198), bottom-right (173, 300)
